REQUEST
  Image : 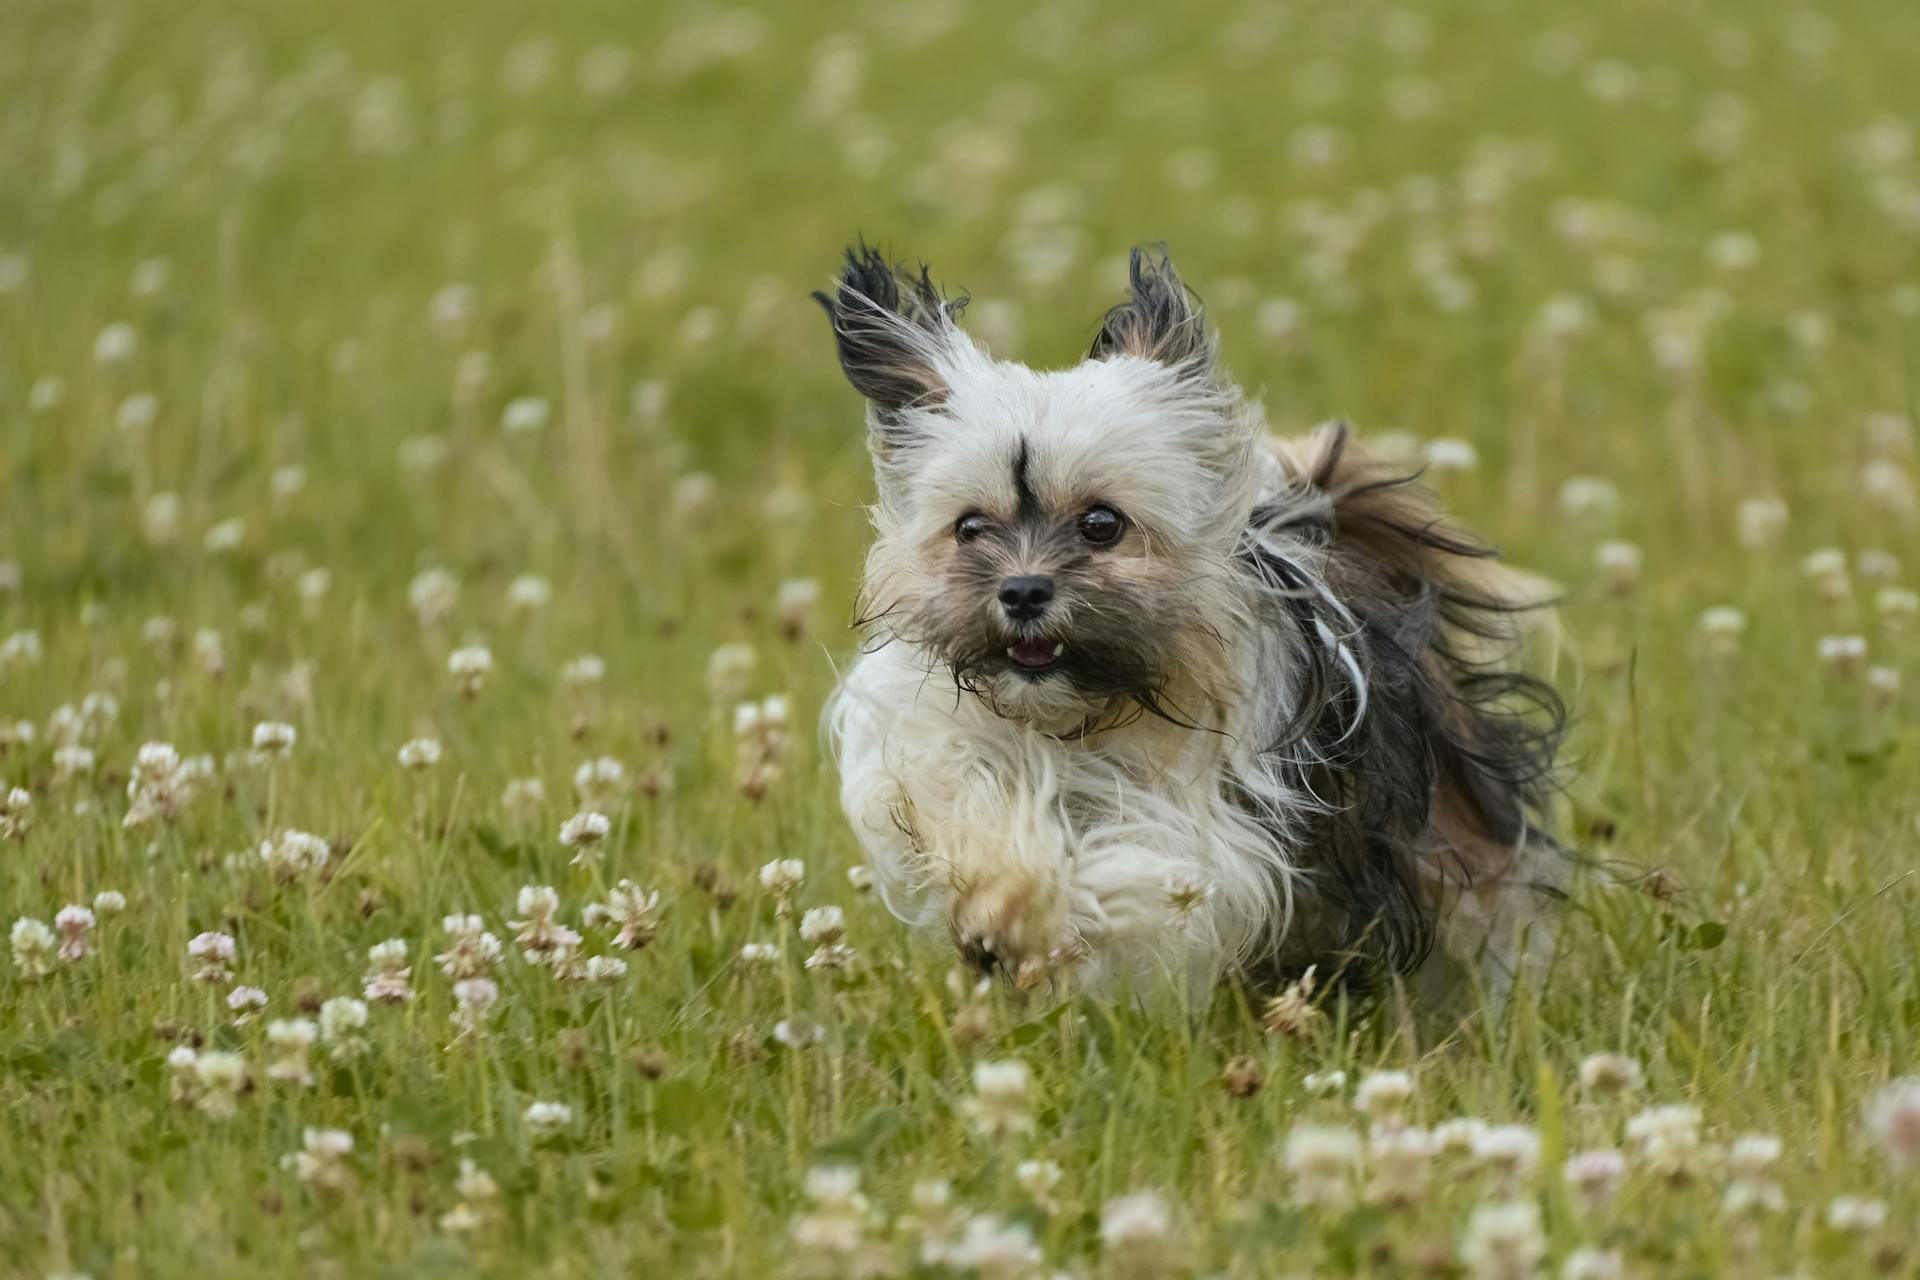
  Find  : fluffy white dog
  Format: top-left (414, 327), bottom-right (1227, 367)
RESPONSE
top-left (818, 244), bottom-right (1568, 1002)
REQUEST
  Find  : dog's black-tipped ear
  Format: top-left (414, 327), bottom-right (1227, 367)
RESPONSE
top-left (813, 242), bottom-right (968, 419)
top-left (1090, 246), bottom-right (1213, 369)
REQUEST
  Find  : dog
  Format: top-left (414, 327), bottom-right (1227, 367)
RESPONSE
top-left (817, 243), bottom-right (1568, 1004)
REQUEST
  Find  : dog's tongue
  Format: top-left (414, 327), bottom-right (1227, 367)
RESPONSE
top-left (1008, 638), bottom-right (1059, 669)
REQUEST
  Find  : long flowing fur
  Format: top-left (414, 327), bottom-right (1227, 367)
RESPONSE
top-left (821, 245), bottom-right (1568, 998)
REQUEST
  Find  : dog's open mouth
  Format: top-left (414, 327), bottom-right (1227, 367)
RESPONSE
top-left (1006, 638), bottom-right (1064, 672)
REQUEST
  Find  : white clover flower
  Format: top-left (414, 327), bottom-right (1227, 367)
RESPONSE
top-left (804, 943), bottom-right (856, 972)
top-left (740, 942), bottom-right (778, 964)
top-left (448, 644), bottom-right (493, 694)
top-left (1424, 437), bottom-right (1479, 473)
top-left (1354, 1069), bottom-right (1417, 1121)
top-left (1434, 1116), bottom-right (1487, 1156)
top-left (397, 737), bottom-right (443, 769)
top-left (265, 1018), bottom-right (319, 1086)
top-left (1826, 1195), bottom-right (1889, 1232)
top-left (1698, 607), bottom-right (1747, 654)
top-left (507, 574), bottom-right (551, 613)
top-left (501, 396), bottom-right (551, 434)
top-left (1264, 965), bottom-right (1322, 1036)
top-left (776, 578), bottom-right (821, 638)
top-left (560, 654), bottom-right (606, 685)
top-left (1303, 1069), bottom-right (1348, 1098)
top-left (773, 1018), bottom-right (823, 1048)
top-left (251, 721), bottom-right (297, 755)
top-left (1098, 1188), bottom-right (1175, 1254)
top-left (1556, 475), bottom-right (1619, 520)
top-left (1561, 1247), bottom-right (1623, 1280)
top-left (523, 1100), bottom-right (573, 1141)
top-left (436, 915), bottom-right (505, 979)
top-left (759, 859), bottom-right (806, 898)
top-left (846, 865), bottom-right (873, 893)
top-left (1735, 496), bottom-right (1789, 549)
top-left (408, 567), bottom-right (460, 626)
top-left (583, 954), bottom-right (628, 983)
top-left (191, 1050), bottom-right (248, 1119)
top-left (674, 472), bottom-right (717, 519)
top-left (1864, 1077), bottom-right (1920, 1172)
top-left (203, 518), bottom-right (245, 554)
top-left (399, 434), bottom-right (450, 473)
top-left (578, 880), bottom-right (661, 952)
top-left (258, 829), bottom-right (331, 881)
top-left (0, 628), bottom-right (42, 672)
top-left (450, 977), bottom-right (500, 1035)
top-left (363, 938), bottom-right (414, 1004)
top-left (316, 990), bottom-right (368, 1059)
top-left (706, 643), bottom-right (756, 702)
top-left (572, 756), bottom-right (627, 807)
top-left (1594, 540), bottom-right (1643, 590)
top-left (116, 392), bottom-right (158, 432)
top-left (94, 320), bottom-right (138, 363)
top-left (1284, 1123), bottom-right (1364, 1209)
top-left (1563, 1147), bottom-right (1627, 1208)
top-left (1535, 294), bottom-right (1596, 344)
top-left (508, 885), bottom-right (578, 959)
top-left (1804, 547), bottom-right (1852, 602)
top-left (558, 810), bottom-right (611, 853)
top-left (429, 283), bottom-right (475, 333)
top-left (1627, 1105), bottom-right (1706, 1185)
top-left (92, 890), bottom-right (126, 915)
top-left (142, 492), bottom-right (182, 544)
top-left (53, 905), bottom-right (95, 961)
top-left (1707, 229), bottom-right (1760, 271)
top-left (0, 786), bottom-right (30, 840)
top-left (227, 985), bottom-right (269, 1021)
top-left (1460, 1200), bottom-right (1545, 1280)
top-left (1472, 1124), bottom-right (1541, 1186)
top-left (1817, 634), bottom-right (1868, 671)
top-left (963, 1059), bottom-right (1034, 1138)
top-left (944, 1215), bottom-right (1042, 1273)
top-left (798, 905), bottom-right (846, 946)
top-left (1014, 1159), bottom-right (1062, 1202)
top-left (501, 774), bottom-right (546, 815)
top-left (1878, 586), bottom-right (1919, 623)
top-left (282, 1127), bottom-right (355, 1191)
top-left (10, 917), bottom-right (58, 978)
top-left (1578, 1052), bottom-right (1643, 1096)
top-left (1365, 1124), bottom-right (1438, 1207)
top-left (28, 375), bottom-right (63, 411)
top-left (187, 930), bottom-right (237, 983)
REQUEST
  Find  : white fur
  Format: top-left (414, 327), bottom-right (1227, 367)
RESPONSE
top-left (825, 326), bottom-right (1357, 990)
top-left (823, 292), bottom-right (1554, 997)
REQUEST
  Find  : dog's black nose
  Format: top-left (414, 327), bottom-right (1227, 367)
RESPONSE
top-left (998, 575), bottom-right (1055, 620)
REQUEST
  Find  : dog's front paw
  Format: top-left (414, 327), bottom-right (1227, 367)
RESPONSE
top-left (950, 872), bottom-right (1079, 984)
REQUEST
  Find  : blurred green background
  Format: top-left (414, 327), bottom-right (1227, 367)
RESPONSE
top-left (4, 0), bottom-right (1920, 1275)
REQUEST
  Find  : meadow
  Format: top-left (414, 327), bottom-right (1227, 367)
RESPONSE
top-left (3, 0), bottom-right (1919, 1274)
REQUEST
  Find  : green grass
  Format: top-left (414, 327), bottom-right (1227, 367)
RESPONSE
top-left (3, 0), bottom-right (1919, 1275)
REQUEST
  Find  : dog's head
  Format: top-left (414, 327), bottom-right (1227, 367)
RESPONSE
top-left (817, 244), bottom-right (1262, 728)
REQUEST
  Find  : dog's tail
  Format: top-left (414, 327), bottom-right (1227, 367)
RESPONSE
top-left (1255, 422), bottom-right (1570, 994)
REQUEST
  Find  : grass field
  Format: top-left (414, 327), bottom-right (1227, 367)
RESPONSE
top-left (4, 0), bottom-right (1920, 1275)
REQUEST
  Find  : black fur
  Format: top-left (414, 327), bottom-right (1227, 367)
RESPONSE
top-left (1239, 428), bottom-right (1568, 992)
top-left (1090, 246), bottom-right (1213, 369)
top-left (813, 242), bottom-right (967, 425)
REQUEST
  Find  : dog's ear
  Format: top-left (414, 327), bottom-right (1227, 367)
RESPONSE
top-left (1089, 246), bottom-right (1213, 370)
top-left (813, 243), bottom-right (968, 422)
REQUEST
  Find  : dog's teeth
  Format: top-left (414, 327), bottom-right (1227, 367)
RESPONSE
top-left (1050, 643), bottom-right (1063, 657)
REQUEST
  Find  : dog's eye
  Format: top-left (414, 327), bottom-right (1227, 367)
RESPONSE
top-left (954, 512), bottom-right (991, 544)
top-left (1077, 505), bottom-right (1125, 546)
